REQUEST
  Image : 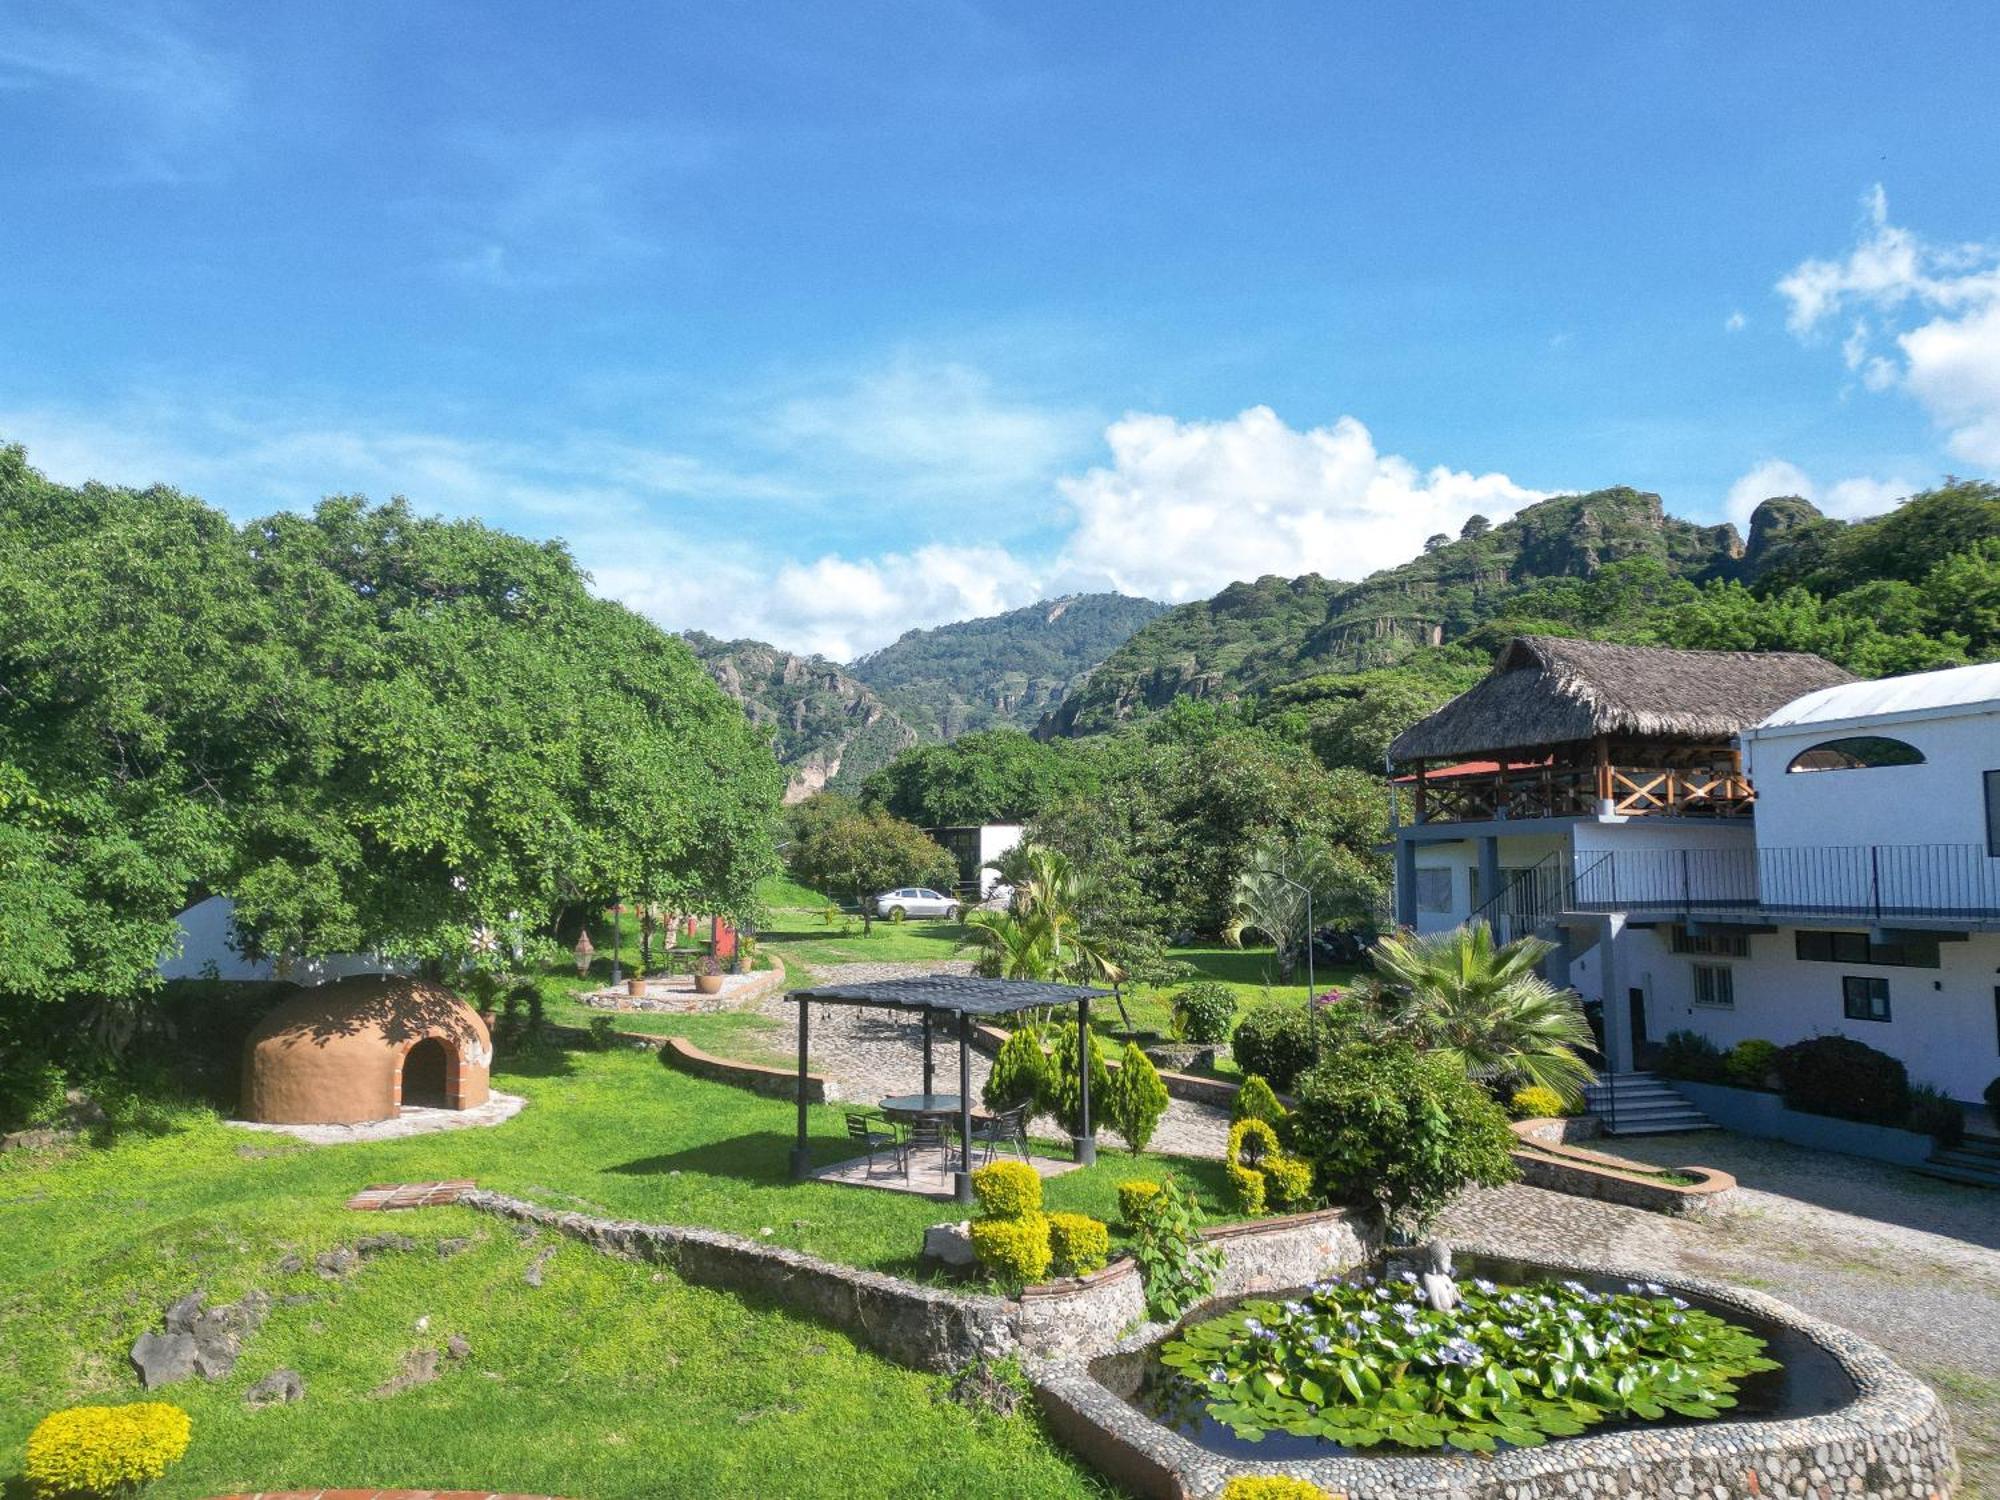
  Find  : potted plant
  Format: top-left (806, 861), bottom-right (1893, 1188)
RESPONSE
top-left (693, 954), bottom-right (724, 995)
top-left (730, 934), bottom-right (759, 975)
top-left (626, 973), bottom-right (647, 997)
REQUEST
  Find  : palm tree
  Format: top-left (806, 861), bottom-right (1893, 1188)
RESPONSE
top-left (1365, 921), bottom-right (1597, 1107)
top-left (1009, 846), bottom-right (1125, 985)
top-left (958, 907), bottom-right (1056, 980)
top-left (1224, 835), bottom-right (1347, 981)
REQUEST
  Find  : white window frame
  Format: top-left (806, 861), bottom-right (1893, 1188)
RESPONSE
top-left (1691, 963), bottom-right (1735, 1010)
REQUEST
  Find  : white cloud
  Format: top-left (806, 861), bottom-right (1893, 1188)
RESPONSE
top-left (1778, 185), bottom-right (2000, 468)
top-left (1722, 458), bottom-right (1911, 531)
top-left (0, 3), bottom-right (242, 182)
top-left (1725, 310), bottom-right (1747, 333)
top-left (1051, 405), bottom-right (1545, 601)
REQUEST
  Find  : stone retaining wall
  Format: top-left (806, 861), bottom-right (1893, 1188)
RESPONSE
top-left (660, 1036), bottom-right (838, 1104)
top-left (1507, 1122), bottom-right (1737, 1216)
top-left (1036, 1245), bottom-right (1959, 1500)
top-left (458, 1190), bottom-right (1373, 1375)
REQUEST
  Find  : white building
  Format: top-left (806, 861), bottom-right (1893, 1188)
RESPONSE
top-left (159, 894), bottom-right (406, 986)
top-left (924, 823), bottom-right (1025, 898)
top-left (1389, 639), bottom-right (2000, 1123)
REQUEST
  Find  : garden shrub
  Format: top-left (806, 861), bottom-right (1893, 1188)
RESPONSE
top-left (1117, 1179), bottom-right (1162, 1227)
top-left (1220, 1479), bottom-right (1334, 1500)
top-left (1773, 1035), bottom-right (1910, 1125)
top-left (1046, 1211), bottom-right (1111, 1276)
top-left (1906, 1084), bottom-right (1965, 1148)
top-left (1045, 1020), bottom-right (1112, 1137)
top-left (970, 1160), bottom-right (1042, 1218)
top-left (968, 1212), bottom-right (1052, 1282)
top-left (0, 1056), bottom-right (68, 1132)
top-left (1169, 980), bottom-right (1237, 1045)
top-left (1231, 1005), bottom-right (1317, 1091)
top-left (1231, 1073), bottom-right (1286, 1126)
top-left (1290, 1041), bottom-right (1517, 1237)
top-left (1107, 1043), bottom-right (1169, 1153)
top-left (1507, 1084), bottom-right (1566, 1120)
top-left (1129, 1174), bottom-right (1223, 1322)
top-left (1723, 1038), bottom-right (1779, 1090)
top-left (1262, 1150), bottom-right (1315, 1210)
top-left (1655, 1029), bottom-right (1726, 1083)
top-left (587, 1016), bottom-right (619, 1052)
top-left (25, 1402), bottom-right (191, 1499)
top-left (983, 1023), bottom-right (1050, 1114)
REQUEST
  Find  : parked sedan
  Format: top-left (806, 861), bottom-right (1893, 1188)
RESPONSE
top-left (872, 887), bottom-right (961, 921)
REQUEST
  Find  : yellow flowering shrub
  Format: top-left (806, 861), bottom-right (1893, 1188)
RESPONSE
top-left (1116, 1178), bottom-right (1161, 1226)
top-left (1219, 1477), bottom-right (1338, 1500)
top-left (970, 1159), bottom-right (1042, 1218)
top-left (1045, 1211), bottom-right (1110, 1276)
top-left (968, 1210), bottom-right (1052, 1282)
top-left (25, 1403), bottom-right (191, 1498)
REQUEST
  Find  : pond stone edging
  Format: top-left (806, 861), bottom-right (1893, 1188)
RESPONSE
top-left (456, 1190), bottom-right (1374, 1375)
top-left (1033, 1241), bottom-right (1959, 1500)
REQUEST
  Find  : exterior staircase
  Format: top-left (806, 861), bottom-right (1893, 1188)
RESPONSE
top-left (1584, 1072), bottom-right (1715, 1136)
top-left (1918, 1130), bottom-right (2000, 1189)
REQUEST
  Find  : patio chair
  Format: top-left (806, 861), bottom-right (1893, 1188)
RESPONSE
top-left (845, 1112), bottom-right (899, 1174)
top-left (969, 1103), bottom-right (1032, 1165)
top-left (901, 1115), bottom-right (955, 1180)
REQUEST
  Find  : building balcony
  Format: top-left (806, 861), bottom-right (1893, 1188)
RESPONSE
top-left (1406, 757), bottom-right (1755, 825)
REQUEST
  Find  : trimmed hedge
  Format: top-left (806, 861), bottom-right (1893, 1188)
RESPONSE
top-left (971, 1160), bottom-right (1042, 1218)
top-left (1231, 1005), bottom-right (1316, 1092)
top-left (1046, 1211), bottom-right (1110, 1276)
top-left (1773, 1035), bottom-right (1910, 1125)
top-left (1170, 980), bottom-right (1237, 1045)
top-left (1117, 1179), bottom-right (1162, 1227)
top-left (968, 1212), bottom-right (1052, 1283)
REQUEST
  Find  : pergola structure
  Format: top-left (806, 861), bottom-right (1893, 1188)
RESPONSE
top-left (785, 974), bottom-right (1110, 1204)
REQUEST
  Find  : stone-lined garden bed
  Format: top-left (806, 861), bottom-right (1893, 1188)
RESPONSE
top-left (660, 1036), bottom-right (838, 1104)
top-left (1033, 1246), bottom-right (1959, 1500)
top-left (1507, 1121), bottom-right (1738, 1217)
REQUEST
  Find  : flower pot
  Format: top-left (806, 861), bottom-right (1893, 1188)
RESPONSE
top-left (694, 973), bottom-right (724, 995)
top-left (626, 977), bottom-right (646, 997)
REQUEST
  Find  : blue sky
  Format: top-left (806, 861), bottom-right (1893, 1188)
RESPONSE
top-left (4, 3), bottom-right (2000, 657)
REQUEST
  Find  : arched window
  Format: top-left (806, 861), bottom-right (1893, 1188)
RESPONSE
top-left (1785, 736), bottom-right (1926, 773)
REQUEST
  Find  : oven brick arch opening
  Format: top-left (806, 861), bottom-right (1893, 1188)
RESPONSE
top-left (395, 1034), bottom-right (465, 1112)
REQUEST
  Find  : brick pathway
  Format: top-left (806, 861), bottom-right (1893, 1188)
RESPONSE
top-left (754, 961), bottom-right (1231, 1158)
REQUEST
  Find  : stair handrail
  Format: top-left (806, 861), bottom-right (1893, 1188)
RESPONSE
top-left (1467, 851), bottom-right (1561, 944)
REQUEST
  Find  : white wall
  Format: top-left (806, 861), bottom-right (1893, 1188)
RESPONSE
top-left (1615, 922), bottom-right (2000, 1103)
top-left (158, 895), bottom-right (405, 987)
top-left (1407, 830), bottom-right (1567, 935)
top-left (977, 824), bottom-right (1024, 896)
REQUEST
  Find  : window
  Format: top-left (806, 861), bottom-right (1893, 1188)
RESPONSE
top-left (1692, 964), bottom-right (1735, 1009)
top-left (1842, 975), bottom-right (1892, 1022)
top-left (1987, 770), bottom-right (2000, 858)
top-left (1414, 867), bottom-right (1453, 914)
top-left (1795, 929), bottom-right (1939, 969)
top-left (1786, 736), bottom-right (1925, 773)
top-left (1673, 927), bottom-right (1750, 957)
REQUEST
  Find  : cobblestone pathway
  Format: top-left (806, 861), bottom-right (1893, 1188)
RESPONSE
top-left (752, 960), bottom-right (1232, 1158)
top-left (1439, 1142), bottom-right (2000, 1496)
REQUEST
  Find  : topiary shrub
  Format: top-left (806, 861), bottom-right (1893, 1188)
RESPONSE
top-left (1723, 1038), bottom-right (1779, 1090)
top-left (25, 1403), bottom-right (191, 1499)
top-left (1046, 1211), bottom-right (1111, 1276)
top-left (1225, 1116), bottom-right (1281, 1214)
top-left (1231, 1004), bottom-right (1317, 1092)
top-left (1045, 1020), bottom-right (1113, 1137)
top-left (971, 1160), bottom-right (1042, 1218)
top-left (1231, 1073), bottom-right (1287, 1126)
top-left (1773, 1035), bottom-right (1910, 1125)
top-left (1220, 1478), bottom-right (1334, 1500)
top-left (968, 1212), bottom-right (1052, 1283)
top-left (1507, 1084), bottom-right (1566, 1120)
top-left (1907, 1084), bottom-right (1965, 1148)
top-left (1655, 1029), bottom-right (1726, 1083)
top-left (1290, 1041), bottom-right (1518, 1238)
top-left (1107, 1043), bottom-right (1170, 1153)
top-left (983, 1023), bottom-right (1051, 1115)
top-left (1117, 1179), bottom-right (1162, 1227)
top-left (1262, 1150), bottom-right (1316, 1210)
top-left (1170, 980), bottom-right (1237, 1044)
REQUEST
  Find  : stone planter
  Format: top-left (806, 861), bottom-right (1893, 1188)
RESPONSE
top-left (694, 973), bottom-right (724, 996)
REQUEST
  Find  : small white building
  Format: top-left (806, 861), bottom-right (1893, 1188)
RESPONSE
top-left (1389, 640), bottom-right (2000, 1120)
top-left (924, 823), bottom-right (1025, 898)
top-left (158, 895), bottom-right (406, 987)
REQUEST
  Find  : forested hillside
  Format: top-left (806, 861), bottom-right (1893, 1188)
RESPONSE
top-left (850, 592), bottom-right (1166, 738)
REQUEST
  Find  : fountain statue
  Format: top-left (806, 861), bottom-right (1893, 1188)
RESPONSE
top-left (1418, 1238), bottom-right (1459, 1313)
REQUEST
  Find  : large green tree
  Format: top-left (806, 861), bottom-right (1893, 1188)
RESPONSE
top-left (0, 445), bottom-right (781, 1067)
top-left (785, 793), bottom-right (956, 932)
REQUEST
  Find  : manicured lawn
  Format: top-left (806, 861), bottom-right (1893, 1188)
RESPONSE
top-left (0, 1045), bottom-right (1223, 1496)
top-left (1099, 944), bottom-right (1364, 1049)
top-left (757, 901), bottom-right (971, 972)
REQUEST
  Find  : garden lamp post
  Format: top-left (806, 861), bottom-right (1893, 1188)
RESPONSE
top-left (610, 901), bottom-right (623, 986)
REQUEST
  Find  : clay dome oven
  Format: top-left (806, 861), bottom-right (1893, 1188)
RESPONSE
top-left (241, 975), bottom-right (492, 1125)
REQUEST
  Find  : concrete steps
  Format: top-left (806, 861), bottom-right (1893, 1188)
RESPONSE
top-left (1584, 1072), bottom-right (1716, 1136)
top-left (1918, 1131), bottom-right (2000, 1190)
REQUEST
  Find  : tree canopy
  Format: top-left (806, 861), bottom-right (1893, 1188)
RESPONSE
top-left (0, 445), bottom-right (780, 1058)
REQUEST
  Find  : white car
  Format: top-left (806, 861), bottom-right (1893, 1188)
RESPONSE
top-left (872, 887), bottom-right (961, 921)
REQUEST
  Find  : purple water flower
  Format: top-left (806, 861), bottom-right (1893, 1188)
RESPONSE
top-left (1671, 1296), bottom-right (1690, 1310)
top-left (1310, 1334), bottom-right (1332, 1354)
top-left (1242, 1317), bottom-right (1265, 1335)
top-left (1209, 1365), bottom-right (1228, 1383)
top-left (1391, 1301), bottom-right (1418, 1318)
top-left (1437, 1338), bottom-right (1483, 1366)
top-left (1358, 1308), bottom-right (1382, 1325)
top-left (1472, 1277), bottom-right (1497, 1295)
top-left (1501, 1325), bottom-right (1526, 1340)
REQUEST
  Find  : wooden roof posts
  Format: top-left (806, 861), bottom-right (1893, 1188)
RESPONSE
top-left (1595, 735), bottom-right (1614, 814)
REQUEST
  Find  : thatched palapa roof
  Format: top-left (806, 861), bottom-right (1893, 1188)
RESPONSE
top-left (1388, 636), bottom-right (1855, 764)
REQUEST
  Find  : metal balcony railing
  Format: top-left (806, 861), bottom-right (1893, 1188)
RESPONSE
top-left (1414, 762), bottom-right (1755, 825)
top-left (1566, 842), bottom-right (2000, 925)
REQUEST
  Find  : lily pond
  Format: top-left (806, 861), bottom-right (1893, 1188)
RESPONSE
top-left (1095, 1255), bottom-right (1856, 1461)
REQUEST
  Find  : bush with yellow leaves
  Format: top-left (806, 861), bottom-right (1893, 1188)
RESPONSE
top-left (25, 1403), bottom-right (191, 1498)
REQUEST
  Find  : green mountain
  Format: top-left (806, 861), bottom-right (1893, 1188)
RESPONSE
top-left (1040, 487), bottom-right (1749, 736)
top-left (849, 592), bottom-right (1169, 739)
top-left (682, 632), bottom-right (919, 802)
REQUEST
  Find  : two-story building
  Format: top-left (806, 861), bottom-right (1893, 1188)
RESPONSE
top-left (1387, 638), bottom-right (2000, 1132)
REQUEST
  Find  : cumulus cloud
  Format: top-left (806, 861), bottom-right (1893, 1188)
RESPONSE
top-left (1051, 405), bottom-right (1545, 601)
top-left (1724, 310), bottom-right (1747, 333)
top-left (1722, 457), bottom-right (1911, 531)
top-left (1778, 185), bottom-right (2000, 468)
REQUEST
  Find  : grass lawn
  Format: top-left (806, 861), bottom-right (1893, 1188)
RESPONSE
top-left (756, 901), bottom-right (971, 974)
top-left (0, 1044), bottom-right (1235, 1497)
